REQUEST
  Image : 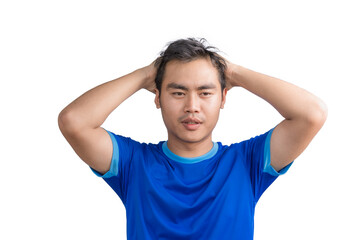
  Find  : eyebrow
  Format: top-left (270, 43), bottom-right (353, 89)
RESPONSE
top-left (166, 82), bottom-right (217, 91)
top-left (166, 83), bottom-right (188, 91)
top-left (197, 84), bottom-right (217, 90)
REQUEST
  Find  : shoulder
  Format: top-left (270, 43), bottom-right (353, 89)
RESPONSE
top-left (107, 130), bottom-right (164, 154)
top-left (216, 129), bottom-right (273, 159)
top-left (232, 129), bottom-right (273, 148)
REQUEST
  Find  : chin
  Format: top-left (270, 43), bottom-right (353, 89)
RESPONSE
top-left (176, 132), bottom-right (212, 144)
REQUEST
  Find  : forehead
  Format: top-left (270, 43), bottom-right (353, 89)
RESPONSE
top-left (162, 58), bottom-right (220, 89)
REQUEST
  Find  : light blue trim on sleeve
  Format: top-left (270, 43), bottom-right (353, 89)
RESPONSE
top-left (263, 128), bottom-right (293, 176)
top-left (90, 130), bottom-right (119, 178)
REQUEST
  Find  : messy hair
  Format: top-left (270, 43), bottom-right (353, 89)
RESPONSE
top-left (154, 38), bottom-right (227, 95)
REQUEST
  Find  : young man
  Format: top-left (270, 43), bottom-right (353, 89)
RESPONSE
top-left (58, 38), bottom-right (327, 239)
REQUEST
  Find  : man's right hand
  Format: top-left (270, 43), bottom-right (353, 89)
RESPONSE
top-left (140, 60), bottom-right (158, 93)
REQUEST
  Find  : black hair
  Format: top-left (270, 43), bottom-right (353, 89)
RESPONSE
top-left (154, 38), bottom-right (227, 95)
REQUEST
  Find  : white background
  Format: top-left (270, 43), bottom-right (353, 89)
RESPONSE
top-left (1, 0), bottom-right (359, 239)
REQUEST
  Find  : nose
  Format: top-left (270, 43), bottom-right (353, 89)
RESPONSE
top-left (184, 93), bottom-right (200, 113)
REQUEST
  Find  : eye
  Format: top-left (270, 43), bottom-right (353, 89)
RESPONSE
top-left (172, 92), bottom-right (185, 96)
top-left (200, 92), bottom-right (213, 97)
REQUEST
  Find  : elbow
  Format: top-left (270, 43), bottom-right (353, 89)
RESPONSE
top-left (58, 110), bottom-right (67, 132)
top-left (307, 98), bottom-right (328, 130)
top-left (58, 109), bottom-right (81, 135)
top-left (58, 109), bottom-right (70, 134)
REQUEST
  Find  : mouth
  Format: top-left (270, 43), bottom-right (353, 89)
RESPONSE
top-left (181, 117), bottom-right (202, 130)
top-left (182, 121), bottom-right (200, 124)
top-left (181, 117), bottom-right (202, 124)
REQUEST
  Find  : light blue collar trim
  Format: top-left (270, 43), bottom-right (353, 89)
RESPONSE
top-left (162, 142), bottom-right (218, 164)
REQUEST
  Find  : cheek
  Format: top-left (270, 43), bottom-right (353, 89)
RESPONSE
top-left (161, 94), bottom-right (184, 111)
top-left (162, 99), bottom-right (179, 113)
top-left (203, 100), bottom-right (222, 120)
top-left (203, 96), bottom-right (222, 110)
top-left (205, 108), bottom-right (221, 122)
top-left (160, 99), bottom-right (181, 123)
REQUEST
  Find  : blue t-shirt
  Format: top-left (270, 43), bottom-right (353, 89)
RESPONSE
top-left (92, 128), bottom-right (292, 240)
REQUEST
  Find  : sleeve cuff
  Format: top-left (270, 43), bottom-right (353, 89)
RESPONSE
top-left (263, 128), bottom-right (293, 177)
top-left (90, 130), bottom-right (119, 178)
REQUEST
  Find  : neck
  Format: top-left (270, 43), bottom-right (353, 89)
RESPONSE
top-left (166, 136), bottom-right (214, 158)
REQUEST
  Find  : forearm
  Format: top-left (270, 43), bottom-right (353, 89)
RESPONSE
top-left (59, 67), bottom-right (150, 131)
top-left (227, 64), bottom-right (327, 122)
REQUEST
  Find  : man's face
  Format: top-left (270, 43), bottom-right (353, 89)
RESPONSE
top-left (155, 57), bottom-right (227, 146)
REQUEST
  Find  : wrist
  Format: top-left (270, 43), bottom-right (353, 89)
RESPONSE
top-left (137, 63), bottom-right (157, 93)
top-left (226, 63), bottom-right (246, 89)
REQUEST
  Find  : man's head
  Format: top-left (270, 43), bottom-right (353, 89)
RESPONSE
top-left (154, 38), bottom-right (228, 149)
top-left (154, 38), bottom-right (227, 96)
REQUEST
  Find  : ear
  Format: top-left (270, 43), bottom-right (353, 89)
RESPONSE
top-left (154, 89), bottom-right (161, 109)
top-left (220, 88), bottom-right (227, 109)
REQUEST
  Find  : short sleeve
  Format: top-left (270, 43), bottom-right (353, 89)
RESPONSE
top-left (90, 130), bottom-right (139, 204)
top-left (244, 128), bottom-right (293, 203)
top-left (263, 128), bottom-right (293, 176)
top-left (91, 130), bottom-right (119, 178)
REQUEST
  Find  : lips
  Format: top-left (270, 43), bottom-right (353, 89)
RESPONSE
top-left (181, 117), bottom-right (202, 124)
top-left (181, 117), bottom-right (202, 130)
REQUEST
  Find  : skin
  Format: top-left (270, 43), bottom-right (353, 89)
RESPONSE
top-left (225, 62), bottom-right (327, 171)
top-left (154, 58), bottom-right (227, 158)
top-left (58, 54), bottom-right (327, 174)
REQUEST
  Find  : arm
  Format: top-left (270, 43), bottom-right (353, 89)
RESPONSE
top-left (58, 62), bottom-right (157, 174)
top-left (225, 61), bottom-right (327, 172)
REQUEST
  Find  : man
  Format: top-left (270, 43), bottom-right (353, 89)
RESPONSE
top-left (58, 38), bottom-right (327, 239)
